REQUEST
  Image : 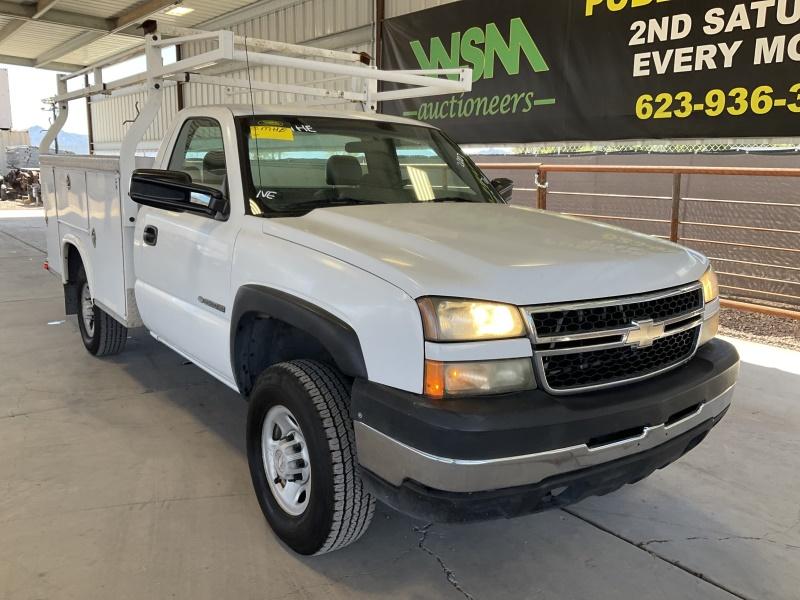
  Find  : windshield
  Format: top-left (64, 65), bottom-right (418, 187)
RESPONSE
top-left (237, 115), bottom-right (502, 216)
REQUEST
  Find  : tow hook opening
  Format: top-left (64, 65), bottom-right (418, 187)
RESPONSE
top-left (587, 426), bottom-right (647, 449)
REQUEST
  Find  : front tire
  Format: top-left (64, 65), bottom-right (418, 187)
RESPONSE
top-left (246, 360), bottom-right (375, 555)
top-left (75, 266), bottom-right (127, 356)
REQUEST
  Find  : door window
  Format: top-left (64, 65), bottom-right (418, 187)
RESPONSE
top-left (169, 118), bottom-right (227, 190)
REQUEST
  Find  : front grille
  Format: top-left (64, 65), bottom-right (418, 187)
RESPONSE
top-left (526, 284), bottom-right (705, 394)
top-left (541, 328), bottom-right (699, 391)
top-left (531, 288), bottom-right (703, 337)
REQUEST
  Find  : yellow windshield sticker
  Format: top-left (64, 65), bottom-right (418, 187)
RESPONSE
top-left (250, 124), bottom-right (294, 141)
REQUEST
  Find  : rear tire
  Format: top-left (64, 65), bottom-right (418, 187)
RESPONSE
top-left (75, 265), bottom-right (127, 356)
top-left (246, 360), bottom-right (375, 555)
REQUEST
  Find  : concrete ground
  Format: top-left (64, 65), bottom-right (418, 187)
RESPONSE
top-left (1, 208), bottom-right (798, 600)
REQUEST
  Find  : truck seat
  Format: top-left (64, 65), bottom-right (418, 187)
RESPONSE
top-left (202, 151), bottom-right (227, 187)
top-left (326, 155), bottom-right (362, 187)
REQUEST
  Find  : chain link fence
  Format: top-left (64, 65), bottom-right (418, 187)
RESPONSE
top-left (469, 140), bottom-right (800, 157)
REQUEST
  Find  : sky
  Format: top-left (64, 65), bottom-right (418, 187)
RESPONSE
top-left (2, 65), bottom-right (88, 134)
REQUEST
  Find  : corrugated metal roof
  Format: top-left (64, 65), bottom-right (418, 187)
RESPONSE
top-left (56, 0), bottom-right (143, 19)
top-left (58, 34), bottom-right (143, 66)
top-left (0, 21), bottom-right (83, 60)
top-left (0, 0), bottom-right (297, 70)
top-left (14, 0), bottom-right (257, 23)
top-left (157, 0), bottom-right (260, 27)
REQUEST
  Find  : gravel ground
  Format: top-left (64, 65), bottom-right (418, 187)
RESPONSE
top-left (720, 308), bottom-right (800, 352)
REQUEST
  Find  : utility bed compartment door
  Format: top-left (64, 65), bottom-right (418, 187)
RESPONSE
top-left (55, 169), bottom-right (89, 232)
top-left (40, 166), bottom-right (62, 275)
top-left (86, 170), bottom-right (126, 321)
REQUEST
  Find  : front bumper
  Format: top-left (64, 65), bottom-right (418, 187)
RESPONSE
top-left (353, 339), bottom-right (739, 520)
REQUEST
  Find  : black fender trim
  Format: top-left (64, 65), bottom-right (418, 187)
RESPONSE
top-left (230, 285), bottom-right (368, 392)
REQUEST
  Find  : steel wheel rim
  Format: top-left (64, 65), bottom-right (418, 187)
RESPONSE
top-left (80, 281), bottom-right (95, 337)
top-left (262, 405), bottom-right (311, 516)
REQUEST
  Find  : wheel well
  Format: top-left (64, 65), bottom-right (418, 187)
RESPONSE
top-left (64, 244), bottom-right (82, 280)
top-left (63, 243), bottom-right (83, 315)
top-left (233, 313), bottom-right (342, 396)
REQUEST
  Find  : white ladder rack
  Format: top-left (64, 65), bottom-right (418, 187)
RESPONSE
top-left (39, 23), bottom-right (471, 210)
top-left (40, 23), bottom-right (472, 154)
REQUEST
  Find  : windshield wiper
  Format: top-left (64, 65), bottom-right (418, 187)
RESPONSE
top-left (429, 197), bottom-right (476, 203)
top-left (277, 198), bottom-right (386, 212)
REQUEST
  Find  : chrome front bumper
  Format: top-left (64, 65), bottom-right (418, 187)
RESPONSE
top-left (355, 384), bottom-right (734, 494)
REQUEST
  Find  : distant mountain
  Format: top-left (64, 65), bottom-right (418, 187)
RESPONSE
top-left (28, 125), bottom-right (89, 155)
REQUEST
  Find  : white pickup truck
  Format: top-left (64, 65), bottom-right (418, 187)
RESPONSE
top-left (40, 28), bottom-right (739, 556)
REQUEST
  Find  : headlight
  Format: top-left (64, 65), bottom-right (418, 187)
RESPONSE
top-left (424, 358), bottom-right (535, 399)
top-left (698, 266), bottom-right (720, 346)
top-left (417, 297), bottom-right (527, 342)
top-left (699, 266), bottom-right (719, 303)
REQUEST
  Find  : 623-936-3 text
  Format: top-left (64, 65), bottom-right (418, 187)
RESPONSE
top-left (635, 83), bottom-right (800, 120)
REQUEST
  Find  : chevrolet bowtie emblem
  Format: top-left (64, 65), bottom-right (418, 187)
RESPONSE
top-left (625, 319), bottom-right (666, 348)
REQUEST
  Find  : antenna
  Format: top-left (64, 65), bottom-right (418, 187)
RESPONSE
top-left (244, 35), bottom-right (264, 194)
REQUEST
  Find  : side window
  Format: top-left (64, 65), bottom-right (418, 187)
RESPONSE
top-left (168, 118), bottom-right (227, 189)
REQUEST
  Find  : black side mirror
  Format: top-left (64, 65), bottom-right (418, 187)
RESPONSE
top-left (491, 177), bottom-right (514, 202)
top-left (129, 169), bottom-right (229, 219)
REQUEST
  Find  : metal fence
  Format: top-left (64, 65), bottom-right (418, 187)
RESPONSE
top-left (477, 162), bottom-right (800, 318)
top-left (501, 140), bottom-right (800, 156)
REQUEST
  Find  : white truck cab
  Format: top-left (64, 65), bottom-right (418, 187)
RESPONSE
top-left (41, 26), bottom-right (739, 556)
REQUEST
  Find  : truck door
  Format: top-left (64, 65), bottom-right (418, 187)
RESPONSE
top-left (133, 117), bottom-right (238, 384)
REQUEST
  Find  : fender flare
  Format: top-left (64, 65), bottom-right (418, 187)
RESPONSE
top-left (230, 285), bottom-right (368, 388)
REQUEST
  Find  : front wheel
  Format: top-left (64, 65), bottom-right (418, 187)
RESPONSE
top-left (246, 360), bottom-right (375, 555)
top-left (75, 266), bottom-right (127, 356)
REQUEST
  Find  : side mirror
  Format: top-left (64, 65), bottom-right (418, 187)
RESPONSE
top-left (491, 177), bottom-right (514, 202)
top-left (129, 169), bottom-right (229, 219)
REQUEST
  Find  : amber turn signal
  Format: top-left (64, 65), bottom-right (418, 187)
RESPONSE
top-left (424, 360), bottom-right (445, 400)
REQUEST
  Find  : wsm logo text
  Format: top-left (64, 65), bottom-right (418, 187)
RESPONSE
top-left (410, 18), bottom-right (550, 83)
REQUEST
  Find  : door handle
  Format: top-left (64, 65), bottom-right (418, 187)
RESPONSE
top-left (143, 225), bottom-right (158, 246)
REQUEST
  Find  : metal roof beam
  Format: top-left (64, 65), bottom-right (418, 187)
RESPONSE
top-left (34, 1), bottom-right (183, 71)
top-left (0, 1), bottom-right (117, 32)
top-left (0, 17), bottom-right (25, 42)
top-left (0, 53), bottom-right (84, 72)
top-left (113, 0), bottom-right (180, 33)
top-left (35, 30), bottom-right (106, 67)
top-left (33, 0), bottom-right (64, 20)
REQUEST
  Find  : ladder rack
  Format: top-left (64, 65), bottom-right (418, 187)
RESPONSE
top-left (40, 23), bottom-right (472, 156)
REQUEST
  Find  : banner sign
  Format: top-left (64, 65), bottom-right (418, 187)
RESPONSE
top-left (381, 0), bottom-right (800, 143)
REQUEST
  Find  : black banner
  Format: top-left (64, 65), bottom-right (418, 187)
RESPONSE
top-left (381, 0), bottom-right (800, 144)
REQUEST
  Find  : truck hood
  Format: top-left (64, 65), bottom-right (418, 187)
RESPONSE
top-left (262, 203), bottom-right (707, 305)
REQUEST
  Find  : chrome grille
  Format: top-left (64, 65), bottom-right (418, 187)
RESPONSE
top-left (531, 287), bottom-right (703, 337)
top-left (526, 284), bottom-right (705, 394)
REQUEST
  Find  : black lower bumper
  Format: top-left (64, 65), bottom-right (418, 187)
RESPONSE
top-left (361, 406), bottom-right (728, 523)
top-left (353, 338), bottom-right (739, 522)
top-left (353, 339), bottom-right (740, 461)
